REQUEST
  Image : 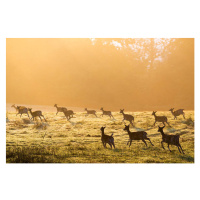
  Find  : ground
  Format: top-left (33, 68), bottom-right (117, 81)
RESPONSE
top-left (6, 110), bottom-right (194, 163)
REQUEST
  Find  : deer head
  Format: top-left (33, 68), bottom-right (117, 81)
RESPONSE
top-left (123, 124), bottom-right (130, 131)
top-left (158, 125), bottom-right (165, 132)
top-left (120, 109), bottom-right (124, 114)
top-left (152, 111), bottom-right (157, 115)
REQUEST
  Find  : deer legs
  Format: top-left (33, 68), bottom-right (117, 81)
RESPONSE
top-left (167, 144), bottom-right (172, 152)
top-left (161, 141), bottom-right (165, 150)
top-left (142, 139), bottom-right (147, 146)
top-left (178, 144), bottom-right (185, 154)
top-left (146, 138), bottom-right (154, 146)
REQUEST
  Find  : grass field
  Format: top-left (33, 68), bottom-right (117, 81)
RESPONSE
top-left (6, 109), bottom-right (194, 163)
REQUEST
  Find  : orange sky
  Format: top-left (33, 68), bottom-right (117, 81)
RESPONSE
top-left (6, 38), bottom-right (194, 111)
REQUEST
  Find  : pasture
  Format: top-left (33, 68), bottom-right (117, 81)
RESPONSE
top-left (6, 109), bottom-right (194, 163)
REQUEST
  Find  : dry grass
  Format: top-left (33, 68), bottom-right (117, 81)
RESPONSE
top-left (6, 110), bottom-right (194, 163)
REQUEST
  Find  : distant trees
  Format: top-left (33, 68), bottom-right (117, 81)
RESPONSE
top-left (7, 38), bottom-right (194, 110)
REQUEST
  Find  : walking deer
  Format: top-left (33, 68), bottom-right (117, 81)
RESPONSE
top-left (100, 127), bottom-right (115, 149)
top-left (28, 108), bottom-right (46, 122)
top-left (123, 125), bottom-right (154, 147)
top-left (54, 104), bottom-right (66, 115)
top-left (158, 125), bottom-right (184, 154)
top-left (85, 108), bottom-right (97, 117)
top-left (100, 108), bottom-right (114, 119)
top-left (169, 108), bottom-right (185, 119)
top-left (120, 109), bottom-right (134, 126)
top-left (11, 104), bottom-right (30, 119)
top-left (152, 111), bottom-right (169, 126)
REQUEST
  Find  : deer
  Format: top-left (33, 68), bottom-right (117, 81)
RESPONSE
top-left (158, 125), bottom-right (184, 154)
top-left (100, 127), bottom-right (115, 149)
top-left (64, 108), bottom-right (74, 118)
top-left (123, 124), bottom-right (154, 147)
top-left (85, 108), bottom-right (97, 117)
top-left (28, 108), bottom-right (46, 122)
top-left (11, 104), bottom-right (30, 119)
top-left (11, 104), bottom-right (19, 112)
top-left (152, 111), bottom-right (170, 126)
top-left (100, 107), bottom-right (114, 119)
top-left (54, 104), bottom-right (66, 115)
top-left (120, 109), bottom-right (134, 126)
top-left (63, 110), bottom-right (74, 120)
top-left (169, 108), bottom-right (185, 119)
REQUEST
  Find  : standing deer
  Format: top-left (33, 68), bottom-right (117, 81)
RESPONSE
top-left (120, 109), bottom-right (134, 126)
top-left (100, 127), bottom-right (115, 149)
top-left (85, 108), bottom-right (97, 117)
top-left (169, 108), bottom-right (185, 119)
top-left (28, 108), bottom-right (46, 122)
top-left (152, 111), bottom-right (169, 126)
top-left (11, 104), bottom-right (30, 119)
top-left (123, 125), bottom-right (154, 147)
top-left (54, 104), bottom-right (66, 115)
top-left (158, 125), bottom-right (184, 154)
top-left (100, 108), bottom-right (114, 119)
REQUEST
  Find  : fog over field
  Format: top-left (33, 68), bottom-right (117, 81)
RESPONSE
top-left (6, 38), bottom-right (194, 163)
top-left (6, 38), bottom-right (194, 111)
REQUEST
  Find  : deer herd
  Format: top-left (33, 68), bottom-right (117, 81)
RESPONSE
top-left (11, 104), bottom-right (187, 154)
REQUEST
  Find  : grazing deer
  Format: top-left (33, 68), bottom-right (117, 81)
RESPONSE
top-left (152, 111), bottom-right (169, 126)
top-left (100, 127), bottom-right (115, 149)
top-left (54, 104), bottom-right (66, 115)
top-left (11, 104), bottom-right (30, 119)
top-left (100, 108), bottom-right (114, 119)
top-left (85, 108), bottom-right (97, 117)
top-left (158, 125), bottom-right (184, 154)
top-left (28, 108), bottom-right (46, 122)
top-left (123, 125), bottom-right (154, 147)
top-left (169, 108), bottom-right (185, 119)
top-left (120, 109), bottom-right (134, 126)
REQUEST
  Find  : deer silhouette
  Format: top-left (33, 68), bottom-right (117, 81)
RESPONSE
top-left (54, 104), bottom-right (66, 115)
top-left (100, 127), bottom-right (115, 149)
top-left (123, 125), bottom-right (154, 147)
top-left (152, 111), bottom-right (169, 126)
top-left (169, 108), bottom-right (185, 119)
top-left (85, 108), bottom-right (97, 117)
top-left (28, 108), bottom-right (46, 122)
top-left (100, 108), bottom-right (114, 119)
top-left (11, 104), bottom-right (30, 119)
top-left (158, 125), bottom-right (184, 154)
top-left (120, 109), bottom-right (134, 126)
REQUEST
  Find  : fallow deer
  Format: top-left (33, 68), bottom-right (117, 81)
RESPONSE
top-left (100, 108), bottom-right (114, 119)
top-left (169, 108), bottom-right (185, 119)
top-left (11, 104), bottom-right (30, 119)
top-left (54, 104), bottom-right (66, 115)
top-left (120, 109), bottom-right (134, 126)
top-left (158, 125), bottom-right (184, 154)
top-left (100, 127), bottom-right (115, 149)
top-left (152, 111), bottom-right (169, 126)
top-left (28, 108), bottom-right (46, 122)
top-left (85, 108), bottom-right (97, 117)
top-left (123, 125), bottom-right (154, 147)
